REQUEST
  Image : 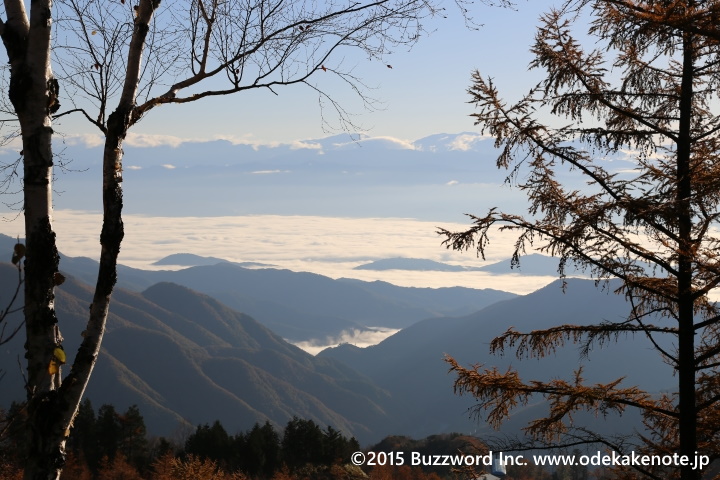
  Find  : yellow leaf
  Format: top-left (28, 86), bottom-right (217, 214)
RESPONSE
top-left (91, 30), bottom-right (97, 35)
top-left (53, 346), bottom-right (66, 364)
top-left (48, 359), bottom-right (59, 375)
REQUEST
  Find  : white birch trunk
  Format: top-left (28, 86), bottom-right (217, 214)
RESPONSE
top-left (0, 0), bottom-right (158, 478)
top-left (0, 0), bottom-right (67, 478)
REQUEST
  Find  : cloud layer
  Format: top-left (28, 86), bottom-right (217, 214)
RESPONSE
top-left (291, 327), bottom-right (402, 355)
top-left (0, 210), bottom-right (555, 295)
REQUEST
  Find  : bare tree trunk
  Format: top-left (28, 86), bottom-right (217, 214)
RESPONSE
top-left (676, 25), bottom-right (698, 480)
top-left (67, 0), bottom-right (162, 405)
top-left (0, 1), bottom-right (158, 478)
top-left (0, 0), bottom-right (67, 478)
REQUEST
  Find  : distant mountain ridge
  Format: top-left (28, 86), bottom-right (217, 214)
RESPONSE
top-left (0, 266), bottom-right (397, 443)
top-left (139, 263), bottom-right (516, 341)
top-left (0, 250), bottom-right (673, 444)
top-left (0, 234), bottom-right (516, 343)
top-left (44, 131), bottom-right (628, 219)
top-left (476, 253), bottom-right (587, 276)
top-left (27, 244), bottom-right (517, 343)
top-left (1, 233), bottom-right (666, 445)
top-left (354, 258), bottom-right (480, 272)
top-left (320, 278), bottom-right (674, 439)
top-left (353, 254), bottom-right (588, 276)
top-left (51, 131), bottom-right (538, 219)
top-left (152, 253), bottom-right (273, 268)
top-left (153, 253), bottom-right (229, 266)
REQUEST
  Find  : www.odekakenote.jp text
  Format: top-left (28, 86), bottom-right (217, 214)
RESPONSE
top-left (351, 450), bottom-right (710, 471)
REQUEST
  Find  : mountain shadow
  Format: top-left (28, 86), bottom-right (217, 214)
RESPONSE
top-left (320, 278), bottom-right (674, 440)
top-left (0, 265), bottom-right (398, 444)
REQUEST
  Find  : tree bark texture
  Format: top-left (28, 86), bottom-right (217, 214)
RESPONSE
top-left (0, 0), bottom-right (65, 478)
top-left (676, 24), bottom-right (698, 480)
top-left (0, 1), bottom-right (158, 478)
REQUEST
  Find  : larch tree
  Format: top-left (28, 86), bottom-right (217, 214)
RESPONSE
top-left (439, 1), bottom-right (720, 480)
top-left (0, 0), bottom-right (519, 478)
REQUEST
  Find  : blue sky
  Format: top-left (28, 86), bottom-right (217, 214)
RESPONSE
top-left (52, 1), bottom-right (550, 145)
top-left (27, 0), bottom-right (561, 230)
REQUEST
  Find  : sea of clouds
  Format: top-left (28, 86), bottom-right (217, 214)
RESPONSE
top-left (0, 210), bottom-right (555, 293)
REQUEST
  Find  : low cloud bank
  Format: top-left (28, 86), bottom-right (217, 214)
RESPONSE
top-left (290, 327), bottom-right (401, 355)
